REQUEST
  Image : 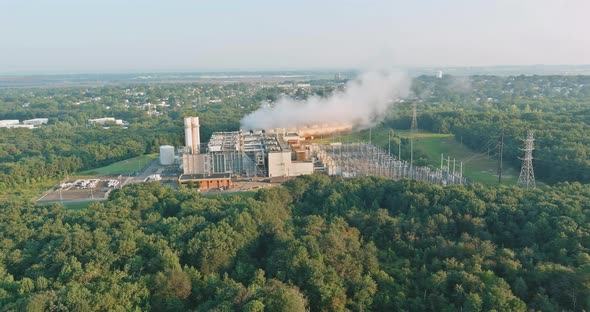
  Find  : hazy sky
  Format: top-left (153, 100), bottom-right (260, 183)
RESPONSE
top-left (1, 0), bottom-right (589, 73)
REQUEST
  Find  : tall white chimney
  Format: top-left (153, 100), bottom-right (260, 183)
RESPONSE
top-left (184, 117), bottom-right (193, 154)
top-left (191, 117), bottom-right (200, 154)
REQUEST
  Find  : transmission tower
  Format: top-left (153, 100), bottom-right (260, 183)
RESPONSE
top-left (497, 131), bottom-right (504, 184)
top-left (517, 130), bottom-right (536, 189)
top-left (410, 103), bottom-right (418, 132)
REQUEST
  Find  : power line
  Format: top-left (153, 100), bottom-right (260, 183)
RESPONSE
top-left (462, 137), bottom-right (498, 164)
top-left (498, 131), bottom-right (504, 184)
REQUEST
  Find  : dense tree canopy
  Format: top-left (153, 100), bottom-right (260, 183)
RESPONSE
top-left (1, 176), bottom-right (590, 311)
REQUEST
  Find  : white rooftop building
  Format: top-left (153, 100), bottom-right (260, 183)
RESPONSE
top-left (23, 118), bottom-right (49, 126)
top-left (0, 120), bottom-right (20, 127)
top-left (88, 117), bottom-right (125, 125)
top-left (3, 124), bottom-right (34, 129)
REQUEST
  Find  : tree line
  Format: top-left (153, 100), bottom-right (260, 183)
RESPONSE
top-left (1, 175), bottom-right (589, 311)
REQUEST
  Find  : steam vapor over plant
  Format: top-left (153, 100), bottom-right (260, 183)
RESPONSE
top-left (240, 71), bottom-right (411, 131)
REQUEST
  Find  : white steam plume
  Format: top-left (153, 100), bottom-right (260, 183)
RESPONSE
top-left (240, 71), bottom-right (411, 131)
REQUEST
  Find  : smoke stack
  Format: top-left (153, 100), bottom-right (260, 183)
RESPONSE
top-left (184, 116), bottom-right (200, 154)
top-left (191, 117), bottom-right (200, 154)
top-left (184, 117), bottom-right (193, 153)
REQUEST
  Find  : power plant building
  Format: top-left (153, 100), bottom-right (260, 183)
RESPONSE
top-left (180, 116), bottom-right (314, 179)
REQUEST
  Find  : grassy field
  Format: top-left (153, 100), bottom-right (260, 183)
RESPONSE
top-left (411, 135), bottom-right (518, 185)
top-left (309, 127), bottom-right (518, 186)
top-left (0, 178), bottom-right (61, 202)
top-left (78, 154), bottom-right (158, 176)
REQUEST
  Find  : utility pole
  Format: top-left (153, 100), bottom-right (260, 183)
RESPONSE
top-left (447, 155), bottom-right (451, 173)
top-left (498, 131), bottom-right (504, 184)
top-left (411, 103), bottom-right (418, 132)
top-left (398, 139), bottom-right (401, 161)
top-left (517, 130), bottom-right (536, 189)
top-left (410, 138), bottom-right (414, 178)
top-left (388, 129), bottom-right (391, 156)
top-left (369, 128), bottom-right (372, 145)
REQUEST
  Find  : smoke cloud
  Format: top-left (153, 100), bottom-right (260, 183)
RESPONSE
top-left (240, 71), bottom-right (411, 131)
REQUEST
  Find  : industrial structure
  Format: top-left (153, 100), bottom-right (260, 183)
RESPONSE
top-left (184, 116), bottom-right (201, 154)
top-left (313, 143), bottom-right (465, 185)
top-left (178, 115), bottom-right (466, 188)
top-left (178, 173), bottom-right (233, 191)
top-left (180, 116), bottom-right (314, 180)
top-left (159, 145), bottom-right (175, 165)
top-left (411, 103), bottom-right (418, 132)
top-left (0, 119), bottom-right (47, 129)
top-left (517, 130), bottom-right (536, 189)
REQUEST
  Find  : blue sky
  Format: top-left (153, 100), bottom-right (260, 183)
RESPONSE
top-left (1, 0), bottom-right (589, 73)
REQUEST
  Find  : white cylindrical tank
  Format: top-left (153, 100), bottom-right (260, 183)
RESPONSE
top-left (160, 145), bottom-right (175, 165)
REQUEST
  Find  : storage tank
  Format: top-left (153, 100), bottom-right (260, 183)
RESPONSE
top-left (159, 145), bottom-right (175, 165)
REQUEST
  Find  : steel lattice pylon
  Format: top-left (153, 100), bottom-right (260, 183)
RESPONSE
top-left (517, 130), bottom-right (536, 189)
top-left (410, 103), bottom-right (418, 132)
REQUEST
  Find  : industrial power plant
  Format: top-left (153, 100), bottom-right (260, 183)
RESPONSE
top-left (172, 116), bottom-right (466, 188)
top-left (180, 116), bottom-right (315, 181)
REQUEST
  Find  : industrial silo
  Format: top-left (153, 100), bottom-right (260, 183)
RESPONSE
top-left (159, 145), bottom-right (175, 165)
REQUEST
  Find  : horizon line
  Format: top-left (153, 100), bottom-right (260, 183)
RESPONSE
top-left (2, 64), bottom-right (590, 77)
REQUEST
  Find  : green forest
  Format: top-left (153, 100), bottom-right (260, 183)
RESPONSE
top-left (1, 75), bottom-right (589, 311)
top-left (1, 176), bottom-right (590, 311)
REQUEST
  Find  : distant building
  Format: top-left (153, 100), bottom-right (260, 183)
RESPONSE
top-left (23, 118), bottom-right (49, 126)
top-left (436, 70), bottom-right (443, 79)
top-left (88, 117), bottom-right (125, 126)
top-left (3, 124), bottom-right (34, 129)
top-left (178, 173), bottom-right (233, 191)
top-left (0, 120), bottom-right (20, 127)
